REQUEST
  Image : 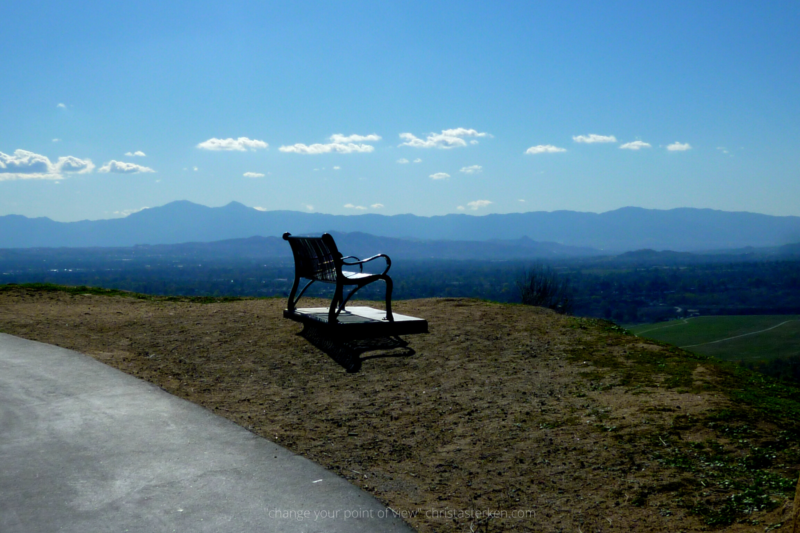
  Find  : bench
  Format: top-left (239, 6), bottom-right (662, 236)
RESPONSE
top-left (282, 233), bottom-right (394, 324)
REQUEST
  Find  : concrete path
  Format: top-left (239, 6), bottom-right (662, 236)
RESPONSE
top-left (0, 333), bottom-right (414, 533)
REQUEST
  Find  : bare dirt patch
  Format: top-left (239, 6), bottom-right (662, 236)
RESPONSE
top-left (1, 286), bottom-right (798, 532)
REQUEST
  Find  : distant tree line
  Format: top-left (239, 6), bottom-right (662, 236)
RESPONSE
top-left (2, 255), bottom-right (800, 323)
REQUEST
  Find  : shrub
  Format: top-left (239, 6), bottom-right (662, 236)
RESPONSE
top-left (516, 264), bottom-right (574, 314)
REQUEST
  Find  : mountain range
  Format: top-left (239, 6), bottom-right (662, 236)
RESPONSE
top-left (0, 233), bottom-right (600, 264)
top-left (2, 201), bottom-right (800, 252)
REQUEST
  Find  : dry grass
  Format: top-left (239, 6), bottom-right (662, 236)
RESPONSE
top-left (1, 285), bottom-right (798, 532)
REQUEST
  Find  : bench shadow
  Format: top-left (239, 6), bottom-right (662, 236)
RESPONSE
top-left (299, 324), bottom-right (416, 373)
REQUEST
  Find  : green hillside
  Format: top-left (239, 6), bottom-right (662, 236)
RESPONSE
top-left (630, 315), bottom-right (800, 362)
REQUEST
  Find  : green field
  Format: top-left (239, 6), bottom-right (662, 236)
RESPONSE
top-left (629, 315), bottom-right (800, 362)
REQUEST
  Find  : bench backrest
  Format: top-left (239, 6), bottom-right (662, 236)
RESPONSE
top-left (282, 233), bottom-right (341, 282)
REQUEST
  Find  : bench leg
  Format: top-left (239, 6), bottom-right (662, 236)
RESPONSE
top-left (384, 276), bottom-right (394, 322)
top-left (287, 275), bottom-right (300, 313)
top-left (329, 284), bottom-right (343, 324)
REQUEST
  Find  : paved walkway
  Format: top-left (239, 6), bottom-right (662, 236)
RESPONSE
top-left (0, 333), bottom-right (414, 533)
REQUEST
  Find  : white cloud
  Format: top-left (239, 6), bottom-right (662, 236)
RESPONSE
top-left (329, 133), bottom-right (381, 143)
top-left (430, 172), bottom-right (450, 180)
top-left (619, 141), bottom-right (651, 150)
top-left (125, 151), bottom-right (146, 157)
top-left (371, 203), bottom-right (384, 209)
top-left (55, 156), bottom-right (95, 174)
top-left (396, 158), bottom-right (409, 164)
top-left (0, 172), bottom-right (59, 182)
top-left (443, 128), bottom-right (491, 138)
top-left (0, 149), bottom-right (94, 180)
top-left (413, 158), bottom-right (422, 163)
top-left (344, 203), bottom-right (367, 210)
top-left (717, 146), bottom-right (730, 154)
top-left (113, 207), bottom-right (149, 217)
top-left (573, 134), bottom-right (617, 144)
top-left (518, 199), bottom-right (526, 203)
top-left (57, 103), bottom-right (66, 109)
top-left (0, 149), bottom-right (53, 175)
top-left (525, 145), bottom-right (566, 154)
top-left (304, 204), bottom-right (314, 211)
top-left (460, 165), bottom-right (482, 174)
top-left (243, 172), bottom-right (266, 178)
top-left (467, 200), bottom-right (492, 210)
top-left (99, 160), bottom-right (155, 174)
top-left (279, 142), bottom-right (374, 154)
top-left (667, 142), bottom-right (692, 152)
top-left (52, 138), bottom-right (60, 142)
top-left (253, 206), bottom-right (268, 211)
top-left (197, 137), bottom-right (268, 151)
top-left (457, 206), bottom-right (465, 211)
top-left (193, 166), bottom-right (199, 171)
top-left (280, 133), bottom-right (380, 155)
top-left (333, 166), bottom-right (341, 170)
top-left (399, 128), bottom-right (490, 149)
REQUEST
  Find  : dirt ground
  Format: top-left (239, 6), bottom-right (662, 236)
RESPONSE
top-left (0, 286), bottom-right (797, 532)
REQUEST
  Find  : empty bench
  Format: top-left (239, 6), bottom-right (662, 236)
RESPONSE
top-left (283, 232), bottom-right (394, 324)
top-left (282, 233), bottom-right (427, 337)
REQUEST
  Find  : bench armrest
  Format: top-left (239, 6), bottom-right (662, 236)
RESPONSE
top-left (341, 255), bottom-right (362, 272)
top-left (342, 254), bottom-right (391, 275)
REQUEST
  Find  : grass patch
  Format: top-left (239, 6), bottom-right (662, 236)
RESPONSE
top-left (566, 318), bottom-right (800, 527)
top-left (0, 282), bottom-right (255, 304)
top-left (630, 315), bottom-right (800, 363)
top-left (570, 318), bottom-right (707, 392)
top-left (652, 430), bottom-right (797, 526)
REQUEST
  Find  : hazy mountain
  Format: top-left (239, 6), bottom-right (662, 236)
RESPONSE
top-left (776, 242), bottom-right (800, 256)
top-left (2, 200), bottom-right (800, 252)
top-left (0, 233), bottom-right (601, 264)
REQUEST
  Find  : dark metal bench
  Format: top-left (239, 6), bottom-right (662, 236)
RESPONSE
top-left (282, 232), bottom-right (393, 324)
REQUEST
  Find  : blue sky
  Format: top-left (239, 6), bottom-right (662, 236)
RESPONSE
top-left (2, 1), bottom-right (799, 221)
